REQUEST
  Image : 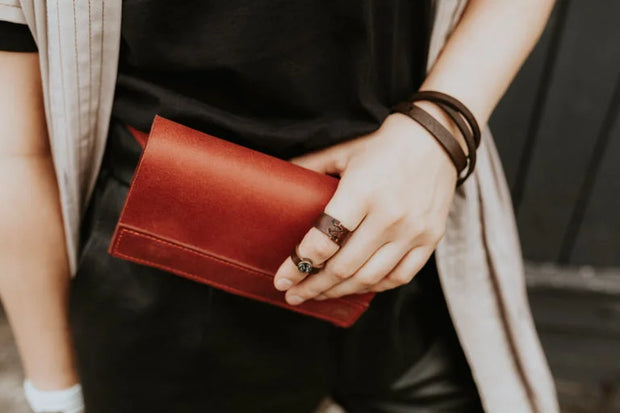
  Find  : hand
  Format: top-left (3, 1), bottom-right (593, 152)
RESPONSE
top-left (272, 112), bottom-right (459, 305)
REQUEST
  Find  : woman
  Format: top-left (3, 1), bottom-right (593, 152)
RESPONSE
top-left (0, 1), bottom-right (558, 412)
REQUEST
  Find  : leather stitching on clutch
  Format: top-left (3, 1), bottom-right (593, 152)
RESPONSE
top-left (111, 230), bottom-right (361, 325)
top-left (108, 116), bottom-right (375, 327)
top-left (112, 227), bottom-right (367, 310)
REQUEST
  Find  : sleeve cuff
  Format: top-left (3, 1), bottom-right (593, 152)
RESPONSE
top-left (0, 1), bottom-right (27, 25)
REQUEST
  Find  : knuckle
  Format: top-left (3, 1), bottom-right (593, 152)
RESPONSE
top-left (322, 290), bottom-right (339, 299)
top-left (388, 271), bottom-right (412, 286)
top-left (380, 203), bottom-right (407, 229)
top-left (335, 176), bottom-right (368, 203)
top-left (402, 214), bottom-right (423, 234)
top-left (295, 286), bottom-right (322, 299)
top-left (430, 225), bottom-right (446, 244)
top-left (398, 215), bottom-right (424, 238)
top-left (333, 152), bottom-right (349, 172)
top-left (385, 204), bottom-right (406, 222)
top-left (327, 262), bottom-right (351, 280)
top-left (357, 277), bottom-right (376, 288)
top-left (371, 284), bottom-right (389, 293)
top-left (423, 219), bottom-right (446, 243)
top-left (306, 288), bottom-right (324, 298)
top-left (304, 234), bottom-right (337, 262)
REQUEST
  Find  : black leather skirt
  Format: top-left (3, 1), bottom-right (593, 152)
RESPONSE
top-left (68, 119), bottom-right (483, 413)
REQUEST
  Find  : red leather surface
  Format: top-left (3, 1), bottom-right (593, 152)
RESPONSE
top-left (108, 116), bottom-right (375, 327)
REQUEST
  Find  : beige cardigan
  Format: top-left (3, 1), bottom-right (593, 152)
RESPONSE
top-left (1, 1), bottom-right (558, 411)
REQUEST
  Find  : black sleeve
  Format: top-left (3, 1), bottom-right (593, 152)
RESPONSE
top-left (0, 21), bottom-right (38, 52)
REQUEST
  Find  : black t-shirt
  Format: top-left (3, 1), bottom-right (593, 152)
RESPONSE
top-left (113, 0), bottom-right (430, 157)
top-left (1, 2), bottom-right (431, 159)
top-left (0, 21), bottom-right (38, 52)
top-left (114, 0), bottom-right (432, 158)
top-left (0, 3), bottom-right (451, 334)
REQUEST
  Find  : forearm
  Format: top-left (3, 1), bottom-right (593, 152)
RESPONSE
top-left (0, 51), bottom-right (77, 390)
top-left (0, 156), bottom-right (77, 389)
top-left (416, 0), bottom-right (555, 141)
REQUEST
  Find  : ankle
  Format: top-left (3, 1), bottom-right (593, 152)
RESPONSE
top-left (23, 379), bottom-right (84, 413)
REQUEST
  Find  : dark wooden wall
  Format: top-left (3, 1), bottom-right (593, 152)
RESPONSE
top-left (492, 5), bottom-right (620, 406)
top-left (489, 0), bottom-right (620, 267)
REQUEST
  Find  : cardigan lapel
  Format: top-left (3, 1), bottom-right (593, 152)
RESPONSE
top-left (428, 2), bottom-right (558, 412)
top-left (17, 0), bottom-right (122, 275)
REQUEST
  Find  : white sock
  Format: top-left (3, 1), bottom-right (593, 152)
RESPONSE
top-left (23, 379), bottom-right (84, 413)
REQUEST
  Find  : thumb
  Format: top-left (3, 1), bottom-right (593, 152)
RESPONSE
top-left (288, 146), bottom-right (348, 176)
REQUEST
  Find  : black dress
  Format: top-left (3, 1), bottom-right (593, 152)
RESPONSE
top-left (0, 2), bottom-right (483, 411)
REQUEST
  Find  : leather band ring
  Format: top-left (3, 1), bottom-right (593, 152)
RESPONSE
top-left (290, 244), bottom-right (325, 275)
top-left (313, 212), bottom-right (352, 246)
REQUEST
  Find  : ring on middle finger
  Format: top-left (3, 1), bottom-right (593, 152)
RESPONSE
top-left (313, 212), bottom-right (352, 246)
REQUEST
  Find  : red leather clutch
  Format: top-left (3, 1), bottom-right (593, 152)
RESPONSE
top-left (108, 115), bottom-right (375, 327)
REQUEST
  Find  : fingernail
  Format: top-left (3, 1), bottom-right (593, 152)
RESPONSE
top-left (275, 278), bottom-right (293, 291)
top-left (287, 295), bottom-right (305, 305)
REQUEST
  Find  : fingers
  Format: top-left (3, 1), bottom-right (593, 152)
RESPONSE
top-left (288, 146), bottom-right (349, 176)
top-left (283, 212), bottom-right (390, 304)
top-left (314, 241), bottom-right (409, 299)
top-left (272, 183), bottom-right (367, 302)
top-left (273, 226), bottom-right (339, 290)
top-left (369, 246), bottom-right (434, 293)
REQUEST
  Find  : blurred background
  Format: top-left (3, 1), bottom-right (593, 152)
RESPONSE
top-left (1, 0), bottom-right (619, 411)
top-left (490, 0), bottom-right (619, 411)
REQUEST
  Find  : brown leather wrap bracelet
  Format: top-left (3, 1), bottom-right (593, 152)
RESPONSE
top-left (433, 103), bottom-right (477, 184)
top-left (392, 101), bottom-right (468, 176)
top-left (391, 91), bottom-right (481, 186)
top-left (410, 91), bottom-right (481, 148)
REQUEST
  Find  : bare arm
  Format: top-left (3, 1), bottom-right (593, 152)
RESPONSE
top-left (417, 0), bottom-right (556, 146)
top-left (0, 51), bottom-right (77, 389)
top-left (273, 0), bottom-right (556, 300)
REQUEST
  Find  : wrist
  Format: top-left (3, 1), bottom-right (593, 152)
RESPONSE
top-left (390, 90), bottom-right (481, 186)
top-left (384, 112), bottom-right (461, 183)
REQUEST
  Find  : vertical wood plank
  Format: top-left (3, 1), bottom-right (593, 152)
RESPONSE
top-left (514, 0), bottom-right (620, 262)
top-left (566, 89), bottom-right (620, 266)
top-left (490, 1), bottom-right (566, 191)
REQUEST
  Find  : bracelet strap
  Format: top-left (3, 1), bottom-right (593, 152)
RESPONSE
top-left (392, 101), bottom-right (468, 175)
top-left (407, 91), bottom-right (481, 185)
top-left (409, 91), bottom-right (481, 148)
top-left (434, 104), bottom-right (477, 184)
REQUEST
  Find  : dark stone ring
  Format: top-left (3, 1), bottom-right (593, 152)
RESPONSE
top-left (290, 244), bottom-right (325, 275)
